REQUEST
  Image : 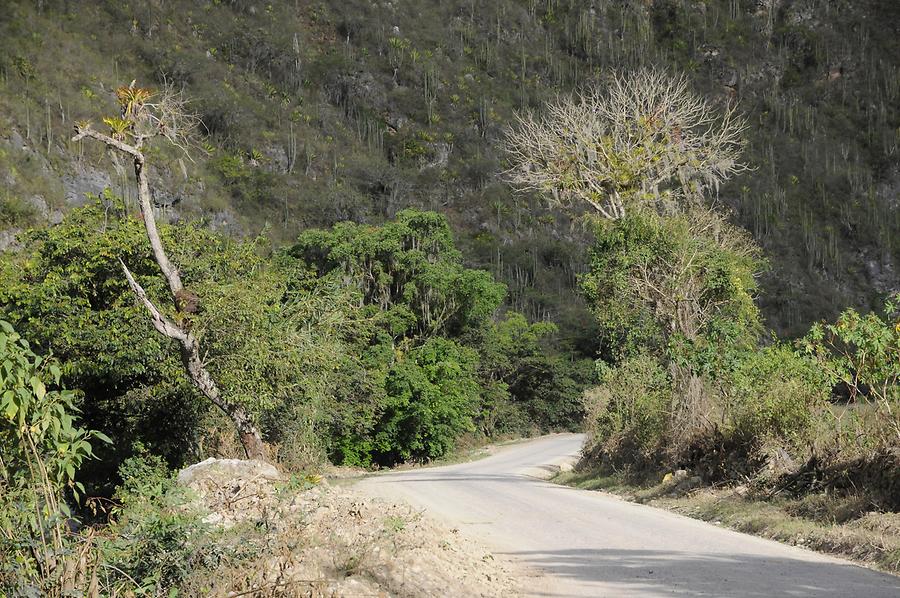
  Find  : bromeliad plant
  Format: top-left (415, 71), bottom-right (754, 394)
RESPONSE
top-left (0, 320), bottom-right (109, 595)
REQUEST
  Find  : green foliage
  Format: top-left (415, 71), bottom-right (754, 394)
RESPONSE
top-left (0, 320), bottom-right (108, 596)
top-left (804, 294), bottom-right (900, 404)
top-left (0, 321), bottom-right (107, 498)
top-left (584, 354), bottom-right (671, 461)
top-left (802, 293), bottom-right (900, 446)
top-left (725, 344), bottom-right (829, 443)
top-left (579, 188), bottom-right (831, 476)
top-left (99, 455), bottom-right (215, 594)
top-left (582, 208), bottom-right (763, 362)
top-left (292, 209), bottom-right (506, 339)
top-left (0, 198), bottom-right (211, 484)
top-left (196, 261), bottom-right (358, 420)
top-left (1, 201), bottom-right (577, 477)
top-left (507, 354), bottom-right (593, 432)
top-left (373, 337), bottom-right (480, 463)
top-left (0, 197), bottom-right (363, 478)
top-left (293, 210), bottom-right (575, 465)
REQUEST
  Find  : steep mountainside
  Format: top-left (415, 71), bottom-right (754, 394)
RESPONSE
top-left (1, 0), bottom-right (898, 337)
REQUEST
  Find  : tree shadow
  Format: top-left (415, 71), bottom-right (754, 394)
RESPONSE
top-left (499, 548), bottom-right (900, 597)
top-left (370, 473), bottom-right (541, 484)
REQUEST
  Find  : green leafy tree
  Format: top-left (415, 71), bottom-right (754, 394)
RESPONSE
top-left (292, 210), bottom-right (508, 465)
top-left (580, 207), bottom-right (773, 464)
top-left (373, 337), bottom-right (480, 464)
top-left (291, 209), bottom-right (506, 340)
top-left (477, 312), bottom-right (592, 433)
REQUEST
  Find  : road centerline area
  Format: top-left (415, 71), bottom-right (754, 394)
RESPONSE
top-left (357, 434), bottom-right (900, 597)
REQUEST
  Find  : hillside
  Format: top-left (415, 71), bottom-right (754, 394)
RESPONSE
top-left (2, 3), bottom-right (900, 596)
top-left (2, 0), bottom-right (898, 338)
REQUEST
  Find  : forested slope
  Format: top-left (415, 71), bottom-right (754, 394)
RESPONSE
top-left (2, 0), bottom-right (897, 338)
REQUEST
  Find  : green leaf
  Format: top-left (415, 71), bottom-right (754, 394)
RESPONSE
top-left (93, 431), bottom-right (113, 444)
top-left (30, 376), bottom-right (46, 401)
top-left (3, 397), bottom-right (16, 421)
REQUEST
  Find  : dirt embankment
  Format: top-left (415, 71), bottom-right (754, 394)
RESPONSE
top-left (176, 458), bottom-right (520, 597)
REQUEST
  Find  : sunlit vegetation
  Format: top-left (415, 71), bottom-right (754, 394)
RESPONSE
top-left (0, 0), bottom-right (898, 593)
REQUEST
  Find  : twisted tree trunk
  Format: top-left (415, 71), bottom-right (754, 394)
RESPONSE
top-left (73, 126), bottom-right (266, 460)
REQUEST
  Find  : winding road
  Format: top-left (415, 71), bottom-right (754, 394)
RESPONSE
top-left (357, 433), bottom-right (900, 597)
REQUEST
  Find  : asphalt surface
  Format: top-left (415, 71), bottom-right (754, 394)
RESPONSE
top-left (356, 433), bottom-right (900, 597)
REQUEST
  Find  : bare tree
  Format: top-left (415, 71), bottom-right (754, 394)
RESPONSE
top-left (503, 69), bottom-right (749, 219)
top-left (72, 82), bottom-right (267, 460)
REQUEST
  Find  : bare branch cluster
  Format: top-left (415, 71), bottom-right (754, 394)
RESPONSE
top-left (135, 82), bottom-right (200, 155)
top-left (503, 68), bottom-right (749, 219)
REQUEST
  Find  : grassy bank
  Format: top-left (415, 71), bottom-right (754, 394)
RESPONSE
top-left (555, 469), bottom-right (900, 575)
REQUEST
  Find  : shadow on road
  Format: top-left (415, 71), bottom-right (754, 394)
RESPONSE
top-left (499, 548), bottom-right (900, 597)
top-left (369, 472), bottom-right (577, 484)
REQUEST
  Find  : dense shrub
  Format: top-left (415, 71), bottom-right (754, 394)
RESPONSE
top-left (98, 454), bottom-right (216, 594)
top-left (583, 354), bottom-right (671, 462)
top-left (580, 208), bottom-right (766, 463)
top-left (0, 196), bottom-right (207, 486)
top-left (0, 321), bottom-right (107, 596)
top-left (725, 344), bottom-right (829, 444)
top-left (373, 337), bottom-right (480, 464)
top-left (579, 209), bottom-right (838, 478)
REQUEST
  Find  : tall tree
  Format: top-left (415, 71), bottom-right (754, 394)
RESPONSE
top-left (503, 68), bottom-right (748, 220)
top-left (72, 83), bottom-right (266, 460)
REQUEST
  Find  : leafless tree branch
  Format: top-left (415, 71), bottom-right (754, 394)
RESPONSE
top-left (503, 68), bottom-right (749, 219)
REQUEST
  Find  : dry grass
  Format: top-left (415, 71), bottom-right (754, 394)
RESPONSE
top-left (556, 469), bottom-right (900, 575)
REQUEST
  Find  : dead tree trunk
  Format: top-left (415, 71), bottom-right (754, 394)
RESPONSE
top-left (73, 125), bottom-right (266, 460)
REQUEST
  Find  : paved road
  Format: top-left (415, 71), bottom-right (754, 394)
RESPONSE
top-left (357, 433), bottom-right (900, 597)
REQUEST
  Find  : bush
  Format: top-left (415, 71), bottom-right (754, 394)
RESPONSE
top-left (583, 354), bottom-right (671, 463)
top-left (0, 320), bottom-right (107, 596)
top-left (803, 293), bottom-right (900, 452)
top-left (372, 337), bottom-right (480, 464)
top-left (726, 344), bottom-right (829, 445)
top-left (98, 455), bottom-right (215, 594)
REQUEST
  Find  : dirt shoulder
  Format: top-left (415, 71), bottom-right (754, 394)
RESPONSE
top-left (178, 458), bottom-right (522, 596)
top-left (554, 469), bottom-right (900, 576)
